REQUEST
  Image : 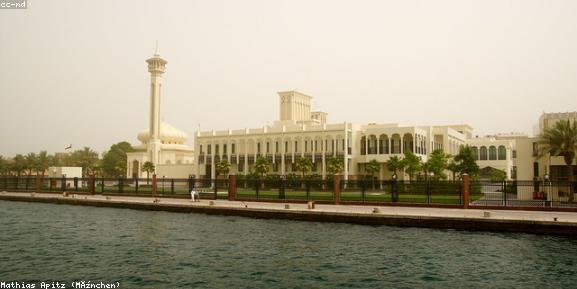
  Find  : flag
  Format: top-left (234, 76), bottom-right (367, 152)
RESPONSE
top-left (65, 144), bottom-right (72, 150)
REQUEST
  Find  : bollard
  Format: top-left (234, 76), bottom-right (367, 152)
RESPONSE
top-left (228, 175), bottom-right (237, 201)
top-left (333, 175), bottom-right (341, 205)
top-left (307, 201), bottom-right (315, 210)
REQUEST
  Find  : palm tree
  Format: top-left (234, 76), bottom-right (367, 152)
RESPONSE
top-left (385, 155), bottom-right (405, 179)
top-left (71, 147), bottom-right (99, 177)
top-left (327, 157), bottom-right (344, 176)
top-left (454, 145), bottom-right (479, 177)
top-left (0, 156), bottom-right (8, 176)
top-left (12, 154), bottom-right (26, 177)
top-left (36, 151), bottom-right (52, 177)
top-left (216, 159), bottom-right (231, 178)
top-left (447, 160), bottom-right (459, 181)
top-left (538, 119), bottom-right (577, 201)
top-left (141, 161), bottom-right (155, 184)
top-left (295, 157), bottom-right (313, 180)
top-left (365, 159), bottom-right (380, 189)
top-left (25, 153), bottom-right (37, 177)
top-left (254, 156), bottom-right (270, 178)
top-left (402, 150), bottom-right (421, 181)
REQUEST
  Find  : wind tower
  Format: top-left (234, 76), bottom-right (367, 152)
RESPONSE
top-left (146, 44), bottom-right (167, 165)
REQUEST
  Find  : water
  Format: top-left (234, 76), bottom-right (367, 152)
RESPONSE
top-left (1, 201), bottom-right (577, 289)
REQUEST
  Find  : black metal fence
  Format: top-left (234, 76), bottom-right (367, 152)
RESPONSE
top-left (2, 176), bottom-right (576, 210)
top-left (0, 176), bottom-right (229, 200)
top-left (470, 180), bottom-right (577, 208)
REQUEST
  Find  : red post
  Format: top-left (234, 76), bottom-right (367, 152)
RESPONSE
top-left (152, 174), bottom-right (157, 197)
top-left (228, 174), bottom-right (237, 201)
top-left (462, 173), bottom-right (470, 209)
top-left (334, 175), bottom-right (341, 205)
top-left (88, 174), bottom-right (95, 195)
top-left (35, 175), bottom-right (41, 193)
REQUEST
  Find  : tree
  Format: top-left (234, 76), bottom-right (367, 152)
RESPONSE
top-left (447, 160), bottom-right (459, 181)
top-left (0, 156), bottom-right (9, 176)
top-left (365, 159), bottom-right (380, 189)
top-left (254, 156), bottom-right (270, 178)
top-left (454, 145), bottom-right (479, 178)
top-left (538, 119), bottom-right (577, 201)
top-left (70, 147), bottom-right (99, 177)
top-left (25, 153), bottom-right (37, 176)
top-left (141, 161), bottom-right (155, 184)
top-left (327, 157), bottom-right (344, 176)
top-left (489, 169), bottom-right (507, 182)
top-left (424, 149), bottom-right (450, 180)
top-left (11, 154), bottom-right (26, 176)
top-left (295, 157), bottom-right (312, 180)
top-left (216, 159), bottom-right (231, 178)
top-left (35, 151), bottom-right (52, 176)
top-left (402, 150), bottom-right (421, 181)
top-left (101, 142), bottom-right (133, 177)
top-left (385, 155), bottom-right (405, 178)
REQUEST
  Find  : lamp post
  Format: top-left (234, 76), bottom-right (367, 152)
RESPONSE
top-left (544, 173), bottom-right (551, 206)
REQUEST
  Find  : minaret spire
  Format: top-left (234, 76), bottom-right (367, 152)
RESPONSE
top-left (154, 40), bottom-right (159, 56)
top-left (146, 47), bottom-right (167, 165)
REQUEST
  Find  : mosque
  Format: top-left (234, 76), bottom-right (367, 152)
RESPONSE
top-left (124, 49), bottom-right (576, 186)
top-left (125, 49), bottom-right (195, 179)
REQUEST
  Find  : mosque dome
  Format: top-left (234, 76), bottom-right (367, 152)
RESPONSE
top-left (137, 122), bottom-right (188, 144)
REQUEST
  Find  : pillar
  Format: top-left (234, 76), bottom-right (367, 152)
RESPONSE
top-left (334, 174), bottom-right (341, 205)
top-left (228, 174), bottom-right (237, 201)
top-left (462, 173), bottom-right (470, 209)
top-left (35, 175), bottom-right (41, 193)
top-left (152, 174), bottom-right (157, 197)
top-left (88, 174), bottom-right (95, 195)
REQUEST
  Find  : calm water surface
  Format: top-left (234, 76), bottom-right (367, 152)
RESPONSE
top-left (1, 201), bottom-right (577, 288)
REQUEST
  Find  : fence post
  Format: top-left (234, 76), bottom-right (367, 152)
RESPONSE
top-left (35, 175), bottom-right (41, 193)
top-left (135, 177), bottom-right (139, 193)
top-left (228, 174), bottom-right (237, 201)
top-left (151, 174), bottom-right (157, 197)
top-left (426, 179), bottom-right (431, 204)
top-left (74, 177), bottom-right (79, 192)
top-left (88, 175), bottom-right (95, 195)
top-left (61, 176), bottom-right (66, 192)
top-left (279, 176), bottom-right (285, 200)
top-left (171, 179), bottom-right (175, 194)
top-left (462, 174), bottom-right (470, 209)
top-left (306, 179), bottom-right (310, 201)
top-left (361, 178), bottom-right (366, 203)
top-left (503, 180), bottom-right (507, 207)
top-left (392, 177), bottom-right (398, 202)
top-left (214, 178), bottom-right (218, 200)
top-left (333, 174), bottom-right (341, 205)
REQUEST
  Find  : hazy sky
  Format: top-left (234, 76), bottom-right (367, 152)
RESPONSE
top-left (1, 0), bottom-right (576, 157)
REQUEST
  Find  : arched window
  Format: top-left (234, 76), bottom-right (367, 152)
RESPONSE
top-left (360, 136), bottom-right (366, 155)
top-left (480, 146), bottom-right (488, 160)
top-left (471, 146), bottom-right (479, 160)
top-left (489, 146), bottom-right (497, 160)
top-left (498, 145), bottom-right (506, 160)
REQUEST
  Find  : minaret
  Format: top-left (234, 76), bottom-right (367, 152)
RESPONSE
top-left (146, 45), bottom-right (167, 165)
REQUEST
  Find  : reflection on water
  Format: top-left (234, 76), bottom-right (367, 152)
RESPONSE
top-left (1, 201), bottom-right (576, 288)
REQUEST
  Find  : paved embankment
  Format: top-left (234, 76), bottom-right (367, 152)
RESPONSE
top-left (1, 191), bottom-right (577, 236)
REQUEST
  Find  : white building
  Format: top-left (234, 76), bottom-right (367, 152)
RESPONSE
top-left (195, 90), bottom-right (473, 180)
top-left (126, 49), bottom-right (195, 179)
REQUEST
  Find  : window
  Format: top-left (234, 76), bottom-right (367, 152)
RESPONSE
top-left (238, 162), bottom-right (244, 172)
top-left (223, 144), bottom-right (227, 155)
top-left (200, 145), bottom-right (203, 154)
top-left (285, 141), bottom-right (288, 153)
top-left (314, 140), bottom-right (318, 151)
top-left (266, 142), bottom-right (270, 154)
top-left (498, 146), bottom-right (506, 160)
top-left (215, 144), bottom-right (219, 155)
top-left (512, 150), bottom-right (516, 159)
top-left (479, 146), bottom-right (487, 160)
top-left (532, 142), bottom-right (538, 157)
top-left (305, 141), bottom-right (308, 152)
top-left (207, 144), bottom-right (211, 155)
top-left (257, 143), bottom-right (261, 154)
top-left (294, 141), bottom-right (298, 152)
top-left (533, 162), bottom-right (539, 178)
top-left (471, 146), bottom-right (479, 160)
top-left (342, 139), bottom-right (345, 150)
top-left (231, 143), bottom-right (235, 154)
top-left (489, 146), bottom-right (497, 160)
top-left (275, 142), bottom-right (279, 153)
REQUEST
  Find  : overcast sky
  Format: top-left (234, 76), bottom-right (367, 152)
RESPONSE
top-left (1, 0), bottom-right (576, 157)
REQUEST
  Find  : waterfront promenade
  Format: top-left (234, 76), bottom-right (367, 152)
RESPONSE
top-left (1, 191), bottom-right (577, 236)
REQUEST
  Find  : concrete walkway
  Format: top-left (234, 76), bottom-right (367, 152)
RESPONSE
top-left (2, 191), bottom-right (577, 224)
